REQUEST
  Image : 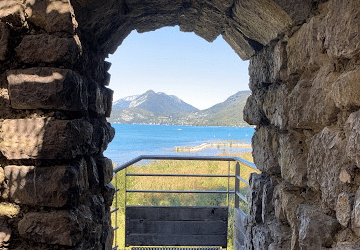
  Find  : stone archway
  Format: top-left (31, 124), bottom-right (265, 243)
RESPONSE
top-left (0, 0), bottom-right (359, 249)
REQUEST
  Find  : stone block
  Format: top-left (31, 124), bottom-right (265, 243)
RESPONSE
top-left (273, 183), bottom-right (304, 229)
top-left (262, 180), bottom-right (274, 223)
top-left (3, 159), bottom-right (88, 207)
top-left (334, 244), bottom-right (360, 250)
top-left (339, 169), bottom-right (352, 184)
top-left (192, 5), bottom-right (223, 42)
top-left (7, 67), bottom-right (87, 111)
top-left (273, 0), bottom-right (312, 24)
top-left (101, 219), bottom-right (114, 250)
top-left (91, 119), bottom-right (115, 154)
top-left (346, 111), bottom-right (360, 169)
top-left (272, 41), bottom-right (288, 82)
top-left (0, 88), bottom-right (10, 109)
top-left (247, 173), bottom-right (269, 223)
top-left (85, 156), bottom-right (100, 190)
top-left (287, 64), bottom-right (339, 130)
top-left (268, 243), bottom-right (278, 250)
top-left (243, 216), bottom-right (253, 249)
top-left (332, 69), bottom-right (360, 110)
top-left (267, 219), bottom-right (292, 249)
top-left (336, 192), bottom-right (354, 228)
top-left (16, 34), bottom-right (80, 65)
top-left (352, 187), bottom-right (360, 237)
top-left (91, 58), bottom-right (111, 85)
top-left (334, 228), bottom-right (360, 248)
top-left (248, 44), bottom-right (275, 96)
top-left (0, 0), bottom-right (26, 27)
top-left (222, 23), bottom-right (255, 60)
top-left (89, 194), bottom-right (106, 224)
top-left (252, 126), bottom-right (280, 174)
top-left (252, 224), bottom-right (272, 250)
top-left (104, 87), bottom-right (114, 117)
top-left (134, 12), bottom-right (179, 34)
top-left (0, 118), bottom-right (93, 159)
top-left (0, 219), bottom-right (11, 248)
top-left (96, 157), bottom-right (113, 186)
top-left (286, 16), bottom-right (327, 75)
top-left (74, 204), bottom-right (103, 248)
top-left (102, 183), bottom-right (115, 208)
top-left (263, 84), bottom-right (290, 129)
top-left (297, 205), bottom-right (340, 249)
top-left (88, 80), bottom-right (113, 117)
top-left (18, 210), bottom-right (83, 246)
top-left (232, 0), bottom-right (292, 45)
top-left (322, 0), bottom-right (360, 59)
top-left (307, 126), bottom-right (353, 210)
top-left (179, 4), bottom-right (199, 33)
top-left (243, 94), bottom-right (266, 126)
top-left (125, 0), bottom-right (183, 18)
top-left (25, 0), bottom-right (77, 34)
top-left (0, 202), bottom-right (20, 218)
top-left (0, 167), bottom-right (4, 184)
top-left (207, 0), bottom-right (234, 12)
top-left (0, 22), bottom-right (9, 61)
top-left (279, 130), bottom-right (308, 187)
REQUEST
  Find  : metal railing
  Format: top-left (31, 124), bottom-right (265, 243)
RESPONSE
top-left (111, 155), bottom-right (258, 250)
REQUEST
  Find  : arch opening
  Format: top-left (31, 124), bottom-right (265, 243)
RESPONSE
top-left (4, 0), bottom-right (357, 249)
top-left (105, 25), bottom-right (254, 250)
top-left (104, 25), bottom-right (253, 169)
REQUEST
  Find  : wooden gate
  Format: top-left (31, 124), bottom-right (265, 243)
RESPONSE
top-left (125, 206), bottom-right (228, 248)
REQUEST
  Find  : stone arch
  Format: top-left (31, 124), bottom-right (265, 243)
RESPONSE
top-left (71, 0), bottom-right (311, 60)
top-left (0, 0), bottom-right (360, 249)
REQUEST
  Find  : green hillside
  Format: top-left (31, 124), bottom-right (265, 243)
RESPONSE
top-left (107, 90), bottom-right (251, 127)
top-left (192, 91), bottom-right (250, 126)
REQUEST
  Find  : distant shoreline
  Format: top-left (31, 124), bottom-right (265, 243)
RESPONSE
top-left (111, 122), bottom-right (255, 128)
top-left (175, 142), bottom-right (252, 153)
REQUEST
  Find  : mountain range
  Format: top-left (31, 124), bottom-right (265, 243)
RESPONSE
top-left (112, 90), bottom-right (198, 114)
top-left (108, 90), bottom-right (251, 127)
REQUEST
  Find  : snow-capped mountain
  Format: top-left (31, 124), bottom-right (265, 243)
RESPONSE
top-left (112, 94), bottom-right (140, 110)
top-left (112, 90), bottom-right (199, 115)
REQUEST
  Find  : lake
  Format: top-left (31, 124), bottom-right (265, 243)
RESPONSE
top-left (104, 124), bottom-right (255, 166)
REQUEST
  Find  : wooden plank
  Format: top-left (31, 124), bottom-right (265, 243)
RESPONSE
top-left (132, 248), bottom-right (221, 250)
top-left (126, 220), bottom-right (228, 235)
top-left (126, 206), bottom-right (228, 221)
top-left (125, 234), bottom-right (228, 248)
top-left (125, 206), bottom-right (228, 247)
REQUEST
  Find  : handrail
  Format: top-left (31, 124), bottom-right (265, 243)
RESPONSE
top-left (111, 154), bottom-right (258, 248)
top-left (113, 155), bottom-right (257, 207)
top-left (126, 190), bottom-right (235, 194)
top-left (126, 173), bottom-right (236, 177)
top-left (113, 154), bottom-right (257, 173)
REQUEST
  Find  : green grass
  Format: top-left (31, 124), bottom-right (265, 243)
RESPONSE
top-left (111, 152), bottom-right (259, 249)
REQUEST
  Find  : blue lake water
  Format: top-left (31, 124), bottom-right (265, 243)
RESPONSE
top-left (104, 124), bottom-right (255, 165)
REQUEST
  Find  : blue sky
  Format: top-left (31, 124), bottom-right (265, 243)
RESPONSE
top-left (107, 26), bottom-right (250, 110)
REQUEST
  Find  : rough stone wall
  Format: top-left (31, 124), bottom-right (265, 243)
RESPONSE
top-left (242, 0), bottom-right (360, 249)
top-left (0, 1), bottom-right (114, 249)
top-left (0, 0), bottom-right (310, 248)
top-left (0, 0), bottom-right (359, 249)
